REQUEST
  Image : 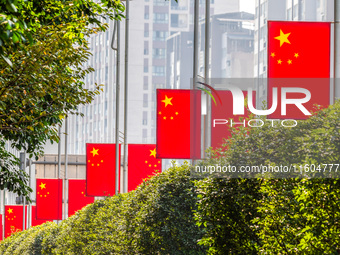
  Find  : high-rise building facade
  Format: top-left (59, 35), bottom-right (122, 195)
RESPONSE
top-left (166, 11), bottom-right (255, 92)
top-left (68, 0), bottom-right (240, 154)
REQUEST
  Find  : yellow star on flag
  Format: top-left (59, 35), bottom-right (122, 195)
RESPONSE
top-left (39, 182), bottom-right (46, 190)
top-left (287, 59), bottom-right (292, 64)
top-left (161, 95), bottom-right (173, 107)
top-left (150, 148), bottom-right (156, 158)
top-left (275, 29), bottom-right (291, 47)
top-left (90, 148), bottom-right (99, 157)
top-left (277, 59), bottom-right (282, 64)
top-left (294, 53), bottom-right (299, 58)
top-left (270, 52), bottom-right (276, 57)
top-left (7, 208), bottom-right (13, 214)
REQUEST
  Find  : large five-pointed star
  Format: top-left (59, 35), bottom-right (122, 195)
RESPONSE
top-left (275, 29), bottom-right (291, 47)
top-left (150, 148), bottom-right (157, 158)
top-left (161, 95), bottom-right (173, 107)
top-left (39, 182), bottom-right (46, 190)
top-left (90, 147), bottom-right (99, 157)
top-left (7, 208), bottom-right (13, 214)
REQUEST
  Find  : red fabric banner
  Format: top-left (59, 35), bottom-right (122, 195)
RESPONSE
top-left (86, 143), bottom-right (120, 196)
top-left (5, 205), bottom-right (24, 238)
top-left (0, 214), bottom-right (2, 240)
top-left (31, 205), bottom-right (51, 227)
top-left (36, 179), bottom-right (63, 220)
top-left (268, 21), bottom-right (330, 119)
top-left (156, 89), bottom-right (201, 159)
top-left (68, 179), bottom-right (95, 216)
top-left (128, 144), bottom-right (161, 192)
top-left (211, 91), bottom-right (253, 149)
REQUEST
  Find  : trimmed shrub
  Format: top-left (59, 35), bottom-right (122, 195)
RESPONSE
top-left (195, 100), bottom-right (340, 254)
top-left (0, 163), bottom-right (205, 254)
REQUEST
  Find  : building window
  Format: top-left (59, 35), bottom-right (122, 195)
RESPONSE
top-left (153, 13), bottom-right (168, 24)
top-left (144, 23), bottom-right (149, 37)
top-left (171, 0), bottom-right (188, 10)
top-left (154, 0), bottom-right (168, 6)
top-left (152, 66), bottom-right (165, 76)
top-left (142, 129), bottom-right (147, 143)
top-left (143, 76), bottom-right (148, 90)
top-left (171, 14), bottom-right (188, 28)
top-left (144, 6), bottom-right (149, 19)
top-left (143, 111), bottom-right (148, 125)
top-left (143, 94), bottom-right (148, 107)
top-left (144, 41), bottom-right (149, 55)
top-left (144, 59), bottom-right (149, 73)
top-left (153, 31), bottom-right (169, 41)
top-left (152, 48), bottom-right (166, 59)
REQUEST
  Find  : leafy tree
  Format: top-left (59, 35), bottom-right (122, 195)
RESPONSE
top-left (0, 0), bottom-right (124, 64)
top-left (0, 0), bottom-right (124, 198)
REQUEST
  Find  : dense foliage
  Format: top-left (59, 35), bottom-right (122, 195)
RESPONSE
top-left (0, 0), bottom-right (124, 63)
top-left (1, 101), bottom-right (339, 254)
top-left (0, 163), bottom-right (205, 254)
top-left (0, 0), bottom-right (124, 198)
top-left (195, 100), bottom-right (340, 254)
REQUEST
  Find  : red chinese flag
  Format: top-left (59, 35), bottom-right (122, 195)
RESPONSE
top-left (36, 179), bottom-right (63, 220)
top-left (68, 179), bottom-right (95, 216)
top-left (5, 205), bottom-right (24, 238)
top-left (268, 21), bottom-right (330, 119)
top-left (86, 143), bottom-right (120, 196)
top-left (156, 89), bottom-right (201, 159)
top-left (128, 144), bottom-right (161, 192)
top-left (0, 214), bottom-right (2, 240)
top-left (31, 206), bottom-right (51, 227)
top-left (211, 91), bottom-right (253, 148)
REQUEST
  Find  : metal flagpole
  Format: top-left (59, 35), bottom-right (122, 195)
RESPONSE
top-left (291, 0), bottom-right (294, 20)
top-left (57, 127), bottom-right (61, 223)
top-left (115, 20), bottom-right (121, 195)
top-left (20, 152), bottom-right (26, 230)
top-left (64, 116), bottom-right (68, 220)
top-left (28, 156), bottom-right (32, 228)
top-left (298, 0), bottom-right (303, 20)
top-left (204, 0), bottom-right (211, 158)
top-left (193, 0), bottom-right (199, 164)
top-left (256, 0), bottom-right (261, 108)
top-left (2, 190), bottom-right (4, 239)
top-left (193, 0), bottom-right (199, 89)
top-left (123, 0), bottom-right (130, 194)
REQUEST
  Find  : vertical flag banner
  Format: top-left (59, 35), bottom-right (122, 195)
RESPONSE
top-left (31, 205), bottom-right (51, 227)
top-left (211, 91), bottom-right (253, 148)
top-left (86, 143), bottom-right (120, 196)
top-left (36, 179), bottom-right (63, 220)
top-left (128, 144), bottom-right (161, 192)
top-left (4, 205), bottom-right (24, 238)
top-left (156, 89), bottom-right (201, 159)
top-left (68, 179), bottom-right (95, 216)
top-left (268, 21), bottom-right (330, 119)
top-left (0, 214), bottom-right (2, 240)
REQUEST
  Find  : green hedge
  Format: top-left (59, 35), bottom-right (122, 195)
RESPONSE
top-left (0, 163), bottom-right (205, 254)
top-left (195, 100), bottom-right (340, 254)
top-left (1, 101), bottom-right (339, 254)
